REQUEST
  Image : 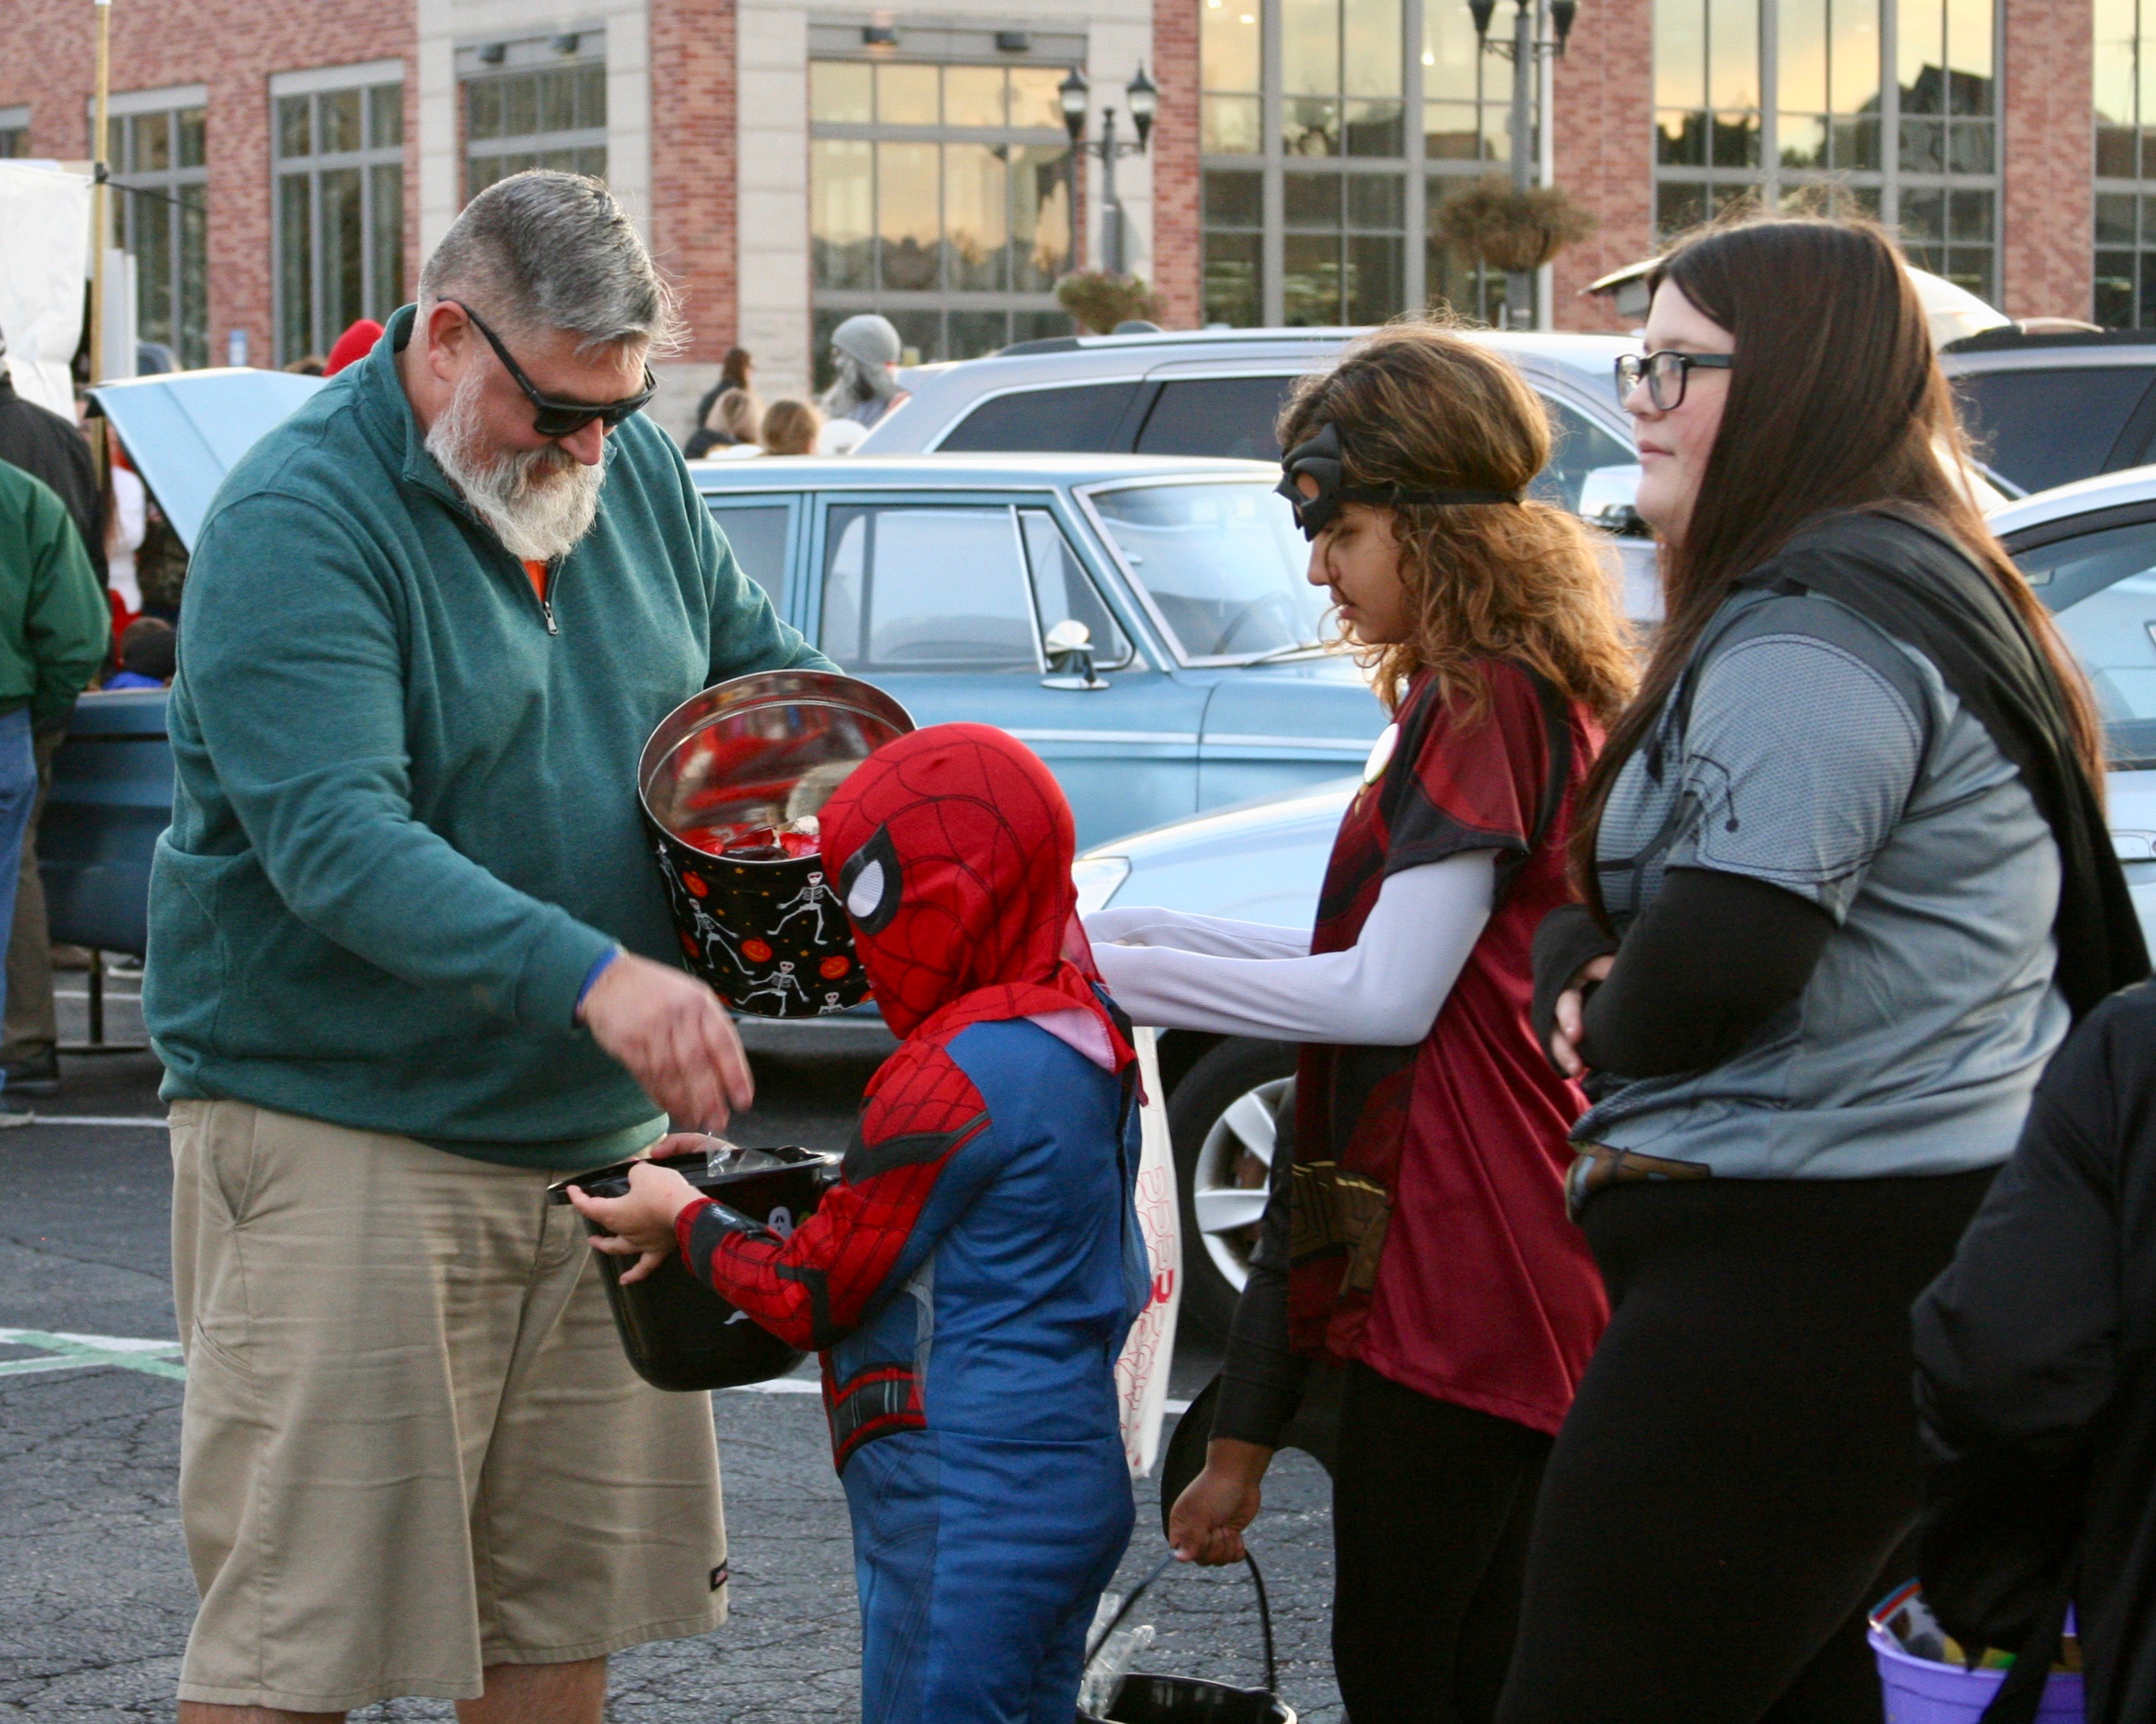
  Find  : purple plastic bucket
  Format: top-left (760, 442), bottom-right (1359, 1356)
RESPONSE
top-left (1870, 1627), bottom-right (2085, 1724)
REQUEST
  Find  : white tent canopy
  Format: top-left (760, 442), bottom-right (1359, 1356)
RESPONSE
top-left (0, 161), bottom-right (91, 418)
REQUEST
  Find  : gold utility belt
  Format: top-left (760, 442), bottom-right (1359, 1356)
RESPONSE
top-left (1289, 1161), bottom-right (1391, 1296)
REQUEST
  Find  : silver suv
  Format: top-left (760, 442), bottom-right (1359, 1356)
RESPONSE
top-left (856, 324), bottom-right (1660, 616)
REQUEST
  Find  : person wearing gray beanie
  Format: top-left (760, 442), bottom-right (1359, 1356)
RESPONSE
top-left (819, 313), bottom-right (908, 430)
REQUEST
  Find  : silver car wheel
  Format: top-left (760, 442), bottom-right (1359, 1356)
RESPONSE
top-left (1189, 1074), bottom-right (1292, 1293)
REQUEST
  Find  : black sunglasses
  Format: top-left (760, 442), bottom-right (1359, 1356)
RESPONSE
top-left (447, 300), bottom-right (658, 437)
top-left (1616, 349), bottom-right (1734, 411)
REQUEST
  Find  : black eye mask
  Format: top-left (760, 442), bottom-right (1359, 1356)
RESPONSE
top-left (1274, 422), bottom-right (1525, 540)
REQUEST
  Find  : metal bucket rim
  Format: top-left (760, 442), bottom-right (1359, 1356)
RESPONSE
top-left (637, 668), bottom-right (914, 827)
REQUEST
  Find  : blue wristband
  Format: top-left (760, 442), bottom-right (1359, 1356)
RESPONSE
top-left (575, 946), bottom-right (621, 1022)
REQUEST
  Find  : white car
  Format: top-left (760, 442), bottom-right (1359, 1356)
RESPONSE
top-left (1096, 465), bottom-right (2156, 1337)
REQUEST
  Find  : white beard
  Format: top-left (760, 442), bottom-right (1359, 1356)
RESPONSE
top-left (425, 366), bottom-right (606, 564)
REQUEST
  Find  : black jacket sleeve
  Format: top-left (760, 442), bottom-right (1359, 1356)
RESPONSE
top-left (1576, 866), bottom-right (1837, 1077)
top-left (1912, 1008), bottom-right (2125, 1653)
top-left (1210, 1081), bottom-right (1310, 1448)
top-left (1531, 903), bottom-right (1618, 1063)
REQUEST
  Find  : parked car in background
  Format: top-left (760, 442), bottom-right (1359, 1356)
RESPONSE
top-left (858, 325), bottom-right (1663, 621)
top-left (689, 452), bottom-right (1392, 852)
top-left (1113, 460), bottom-right (2156, 1338)
top-left (1942, 327), bottom-right (2156, 498)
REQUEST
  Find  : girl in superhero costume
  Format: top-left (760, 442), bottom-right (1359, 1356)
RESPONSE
top-left (570, 723), bottom-right (1148, 1724)
top-left (1089, 325), bottom-right (1635, 1724)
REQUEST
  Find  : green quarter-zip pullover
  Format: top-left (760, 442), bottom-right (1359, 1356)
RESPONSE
top-left (146, 307), bottom-right (833, 1168)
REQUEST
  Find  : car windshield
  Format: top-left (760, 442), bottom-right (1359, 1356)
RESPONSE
top-left (2015, 519), bottom-right (2156, 769)
top-left (1087, 481), bottom-right (1328, 661)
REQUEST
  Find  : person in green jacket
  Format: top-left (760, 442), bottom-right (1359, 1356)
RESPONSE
top-left (148, 172), bottom-right (835, 1724)
top-left (0, 460), bottom-right (110, 1124)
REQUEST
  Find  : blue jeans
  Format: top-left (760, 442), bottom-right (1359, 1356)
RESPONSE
top-left (0, 709), bottom-right (43, 1092)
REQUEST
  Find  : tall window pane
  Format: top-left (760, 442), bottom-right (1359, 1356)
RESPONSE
top-left (811, 140), bottom-right (874, 289)
top-left (809, 60), bottom-right (1073, 366)
top-left (106, 102), bottom-right (209, 366)
top-left (879, 141), bottom-right (942, 291)
top-left (463, 44), bottom-right (607, 200)
top-left (945, 144), bottom-right (1009, 290)
top-left (275, 80), bottom-right (408, 362)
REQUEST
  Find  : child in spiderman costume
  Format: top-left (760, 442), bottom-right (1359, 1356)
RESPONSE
top-left (569, 722), bottom-right (1149, 1724)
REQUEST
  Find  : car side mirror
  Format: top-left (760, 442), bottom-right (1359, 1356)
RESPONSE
top-left (1042, 618), bottom-right (1108, 691)
top-left (1578, 463), bottom-right (1651, 537)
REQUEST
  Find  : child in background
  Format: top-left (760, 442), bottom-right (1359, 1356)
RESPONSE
top-left (759, 396), bottom-right (822, 456)
top-left (570, 723), bottom-right (1148, 1724)
top-left (106, 617), bottom-right (175, 689)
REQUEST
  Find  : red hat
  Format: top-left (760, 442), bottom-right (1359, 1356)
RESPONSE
top-left (322, 318), bottom-right (384, 376)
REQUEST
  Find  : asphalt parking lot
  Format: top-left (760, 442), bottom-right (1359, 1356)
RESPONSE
top-left (0, 975), bottom-right (1344, 1722)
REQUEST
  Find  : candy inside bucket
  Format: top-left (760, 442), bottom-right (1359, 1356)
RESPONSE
top-left (679, 815), bottom-right (823, 861)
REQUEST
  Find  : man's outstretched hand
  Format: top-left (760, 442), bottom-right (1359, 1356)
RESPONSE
top-left (577, 952), bottom-right (755, 1132)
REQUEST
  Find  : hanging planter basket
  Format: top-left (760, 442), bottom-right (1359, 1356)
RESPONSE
top-left (1437, 177), bottom-right (1599, 276)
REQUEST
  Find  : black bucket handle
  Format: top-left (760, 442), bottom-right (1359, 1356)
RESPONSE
top-left (1083, 1547), bottom-right (1278, 1698)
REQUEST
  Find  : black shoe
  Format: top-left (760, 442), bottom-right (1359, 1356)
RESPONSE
top-left (3, 1049), bottom-right (60, 1096)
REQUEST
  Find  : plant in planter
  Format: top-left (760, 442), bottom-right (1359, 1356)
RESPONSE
top-left (1436, 176), bottom-right (1599, 276)
top-left (1055, 271), bottom-right (1161, 335)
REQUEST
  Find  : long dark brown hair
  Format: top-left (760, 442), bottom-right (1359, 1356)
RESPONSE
top-left (1571, 217), bottom-right (2104, 911)
top-left (1278, 321), bottom-right (1636, 725)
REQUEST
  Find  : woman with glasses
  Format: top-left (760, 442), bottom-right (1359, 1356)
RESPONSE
top-left (1499, 218), bottom-right (2147, 1723)
top-left (1091, 323), bottom-right (1633, 1724)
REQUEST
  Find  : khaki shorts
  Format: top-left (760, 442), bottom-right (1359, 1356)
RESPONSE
top-left (169, 1098), bottom-right (727, 1714)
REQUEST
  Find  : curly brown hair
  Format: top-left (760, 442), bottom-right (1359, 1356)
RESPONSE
top-left (1277, 320), bottom-right (1636, 724)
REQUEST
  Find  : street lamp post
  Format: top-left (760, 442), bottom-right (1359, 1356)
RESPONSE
top-left (1058, 65), bottom-right (1158, 277)
top-left (1467, 0), bottom-right (1578, 327)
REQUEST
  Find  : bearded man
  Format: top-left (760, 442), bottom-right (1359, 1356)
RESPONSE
top-left (145, 172), bottom-right (833, 1724)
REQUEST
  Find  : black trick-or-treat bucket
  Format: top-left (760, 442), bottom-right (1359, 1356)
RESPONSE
top-left (549, 1142), bottom-right (840, 1392)
top-left (639, 670), bottom-right (913, 1019)
top-left (1078, 1552), bottom-right (1295, 1724)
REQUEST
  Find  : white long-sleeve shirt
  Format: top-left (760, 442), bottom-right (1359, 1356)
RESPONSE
top-left (1088, 850), bottom-right (1496, 1046)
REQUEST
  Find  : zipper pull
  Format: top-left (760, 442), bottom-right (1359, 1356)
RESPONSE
top-left (540, 597), bottom-right (558, 635)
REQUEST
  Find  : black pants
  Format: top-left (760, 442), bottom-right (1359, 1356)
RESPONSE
top-left (1495, 1167), bottom-right (1995, 1724)
top-left (1332, 1361), bottom-right (1551, 1724)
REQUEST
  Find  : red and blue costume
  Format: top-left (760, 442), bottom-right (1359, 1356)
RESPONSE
top-left (673, 723), bottom-right (1147, 1724)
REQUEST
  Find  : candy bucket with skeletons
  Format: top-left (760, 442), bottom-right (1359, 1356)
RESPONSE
top-left (638, 670), bottom-right (914, 1018)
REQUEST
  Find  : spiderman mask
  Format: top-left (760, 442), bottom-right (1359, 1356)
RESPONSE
top-left (818, 723), bottom-right (1134, 1067)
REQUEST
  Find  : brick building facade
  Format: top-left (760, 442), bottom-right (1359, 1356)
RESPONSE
top-left (0, 0), bottom-right (2132, 435)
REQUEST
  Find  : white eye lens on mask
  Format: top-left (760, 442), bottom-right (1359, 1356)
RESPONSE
top-left (845, 859), bottom-right (886, 920)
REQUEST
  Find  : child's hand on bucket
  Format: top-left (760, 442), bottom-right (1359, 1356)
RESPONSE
top-left (566, 1160), bottom-right (708, 1284)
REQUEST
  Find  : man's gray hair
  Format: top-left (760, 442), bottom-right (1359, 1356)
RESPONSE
top-left (418, 171), bottom-right (682, 356)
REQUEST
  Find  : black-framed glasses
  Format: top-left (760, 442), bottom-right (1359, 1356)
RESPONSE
top-left (1616, 349), bottom-right (1734, 411)
top-left (446, 300), bottom-right (658, 438)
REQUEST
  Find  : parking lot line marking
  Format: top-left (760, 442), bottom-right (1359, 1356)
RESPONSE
top-left (23, 1115), bottom-right (168, 1127)
top-left (0, 1328), bottom-right (186, 1381)
top-left (0, 1326), bottom-right (1204, 1420)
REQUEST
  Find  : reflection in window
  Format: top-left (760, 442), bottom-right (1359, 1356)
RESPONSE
top-left (1089, 484), bottom-right (1330, 662)
top-left (1774, 0), bottom-right (1879, 171)
top-left (463, 55), bottom-right (606, 198)
top-left (1203, 0), bottom-right (1263, 154)
top-left (821, 506), bottom-right (1043, 673)
top-left (2095, 0), bottom-right (2156, 326)
top-left (1283, 170), bottom-right (1405, 324)
top-left (2015, 521), bottom-right (2156, 767)
top-left (275, 82), bottom-right (404, 366)
top-left (1651, 0), bottom-right (1995, 299)
top-left (708, 504), bottom-right (793, 603)
top-left (808, 61), bottom-right (1074, 373)
top-left (1019, 510), bottom-right (1134, 666)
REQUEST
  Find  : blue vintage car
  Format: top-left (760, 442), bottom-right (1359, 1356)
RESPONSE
top-left (56, 380), bottom-right (1401, 964)
top-left (688, 452), bottom-right (1392, 849)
